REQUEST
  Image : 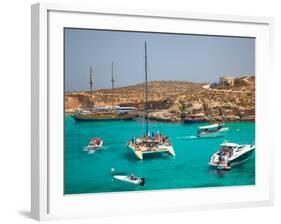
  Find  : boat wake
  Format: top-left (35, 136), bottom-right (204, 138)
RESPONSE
top-left (87, 150), bottom-right (96, 154)
top-left (173, 136), bottom-right (198, 140)
top-left (182, 136), bottom-right (198, 139)
top-left (82, 146), bottom-right (89, 151)
top-left (174, 135), bottom-right (223, 140)
top-left (82, 143), bottom-right (126, 154)
top-left (82, 145), bottom-right (105, 154)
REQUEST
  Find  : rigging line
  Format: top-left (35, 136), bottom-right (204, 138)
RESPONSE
top-left (89, 66), bottom-right (93, 110)
top-left (144, 42), bottom-right (149, 136)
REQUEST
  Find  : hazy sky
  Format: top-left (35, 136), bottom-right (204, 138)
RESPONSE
top-left (64, 28), bottom-right (255, 92)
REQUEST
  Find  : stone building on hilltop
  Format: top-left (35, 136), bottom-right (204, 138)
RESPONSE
top-left (219, 76), bottom-right (235, 86)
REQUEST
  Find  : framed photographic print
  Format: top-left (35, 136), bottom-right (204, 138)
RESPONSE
top-left (31, 2), bottom-right (274, 221)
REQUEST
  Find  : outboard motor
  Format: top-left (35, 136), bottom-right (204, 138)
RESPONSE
top-left (140, 178), bottom-right (145, 186)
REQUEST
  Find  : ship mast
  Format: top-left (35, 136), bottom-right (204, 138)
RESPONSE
top-left (89, 66), bottom-right (93, 111)
top-left (144, 42), bottom-right (149, 136)
top-left (111, 62), bottom-right (115, 111)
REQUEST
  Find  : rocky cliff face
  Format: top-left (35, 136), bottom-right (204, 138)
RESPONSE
top-left (65, 77), bottom-right (255, 122)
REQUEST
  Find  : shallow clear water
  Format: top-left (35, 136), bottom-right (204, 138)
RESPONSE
top-left (64, 115), bottom-right (255, 194)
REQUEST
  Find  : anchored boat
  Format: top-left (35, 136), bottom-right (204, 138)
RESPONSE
top-left (197, 123), bottom-right (229, 138)
top-left (127, 42), bottom-right (176, 160)
top-left (209, 142), bottom-right (255, 170)
top-left (73, 109), bottom-right (136, 121)
top-left (128, 133), bottom-right (176, 160)
top-left (73, 64), bottom-right (137, 121)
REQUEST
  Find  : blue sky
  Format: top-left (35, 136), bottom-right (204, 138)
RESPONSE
top-left (64, 28), bottom-right (255, 92)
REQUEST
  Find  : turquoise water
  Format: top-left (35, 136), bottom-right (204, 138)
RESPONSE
top-left (64, 115), bottom-right (255, 194)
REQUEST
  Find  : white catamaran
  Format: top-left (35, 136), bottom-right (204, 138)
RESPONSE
top-left (127, 42), bottom-right (176, 160)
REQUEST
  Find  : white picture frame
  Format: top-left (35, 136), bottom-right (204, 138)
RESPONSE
top-left (31, 2), bottom-right (274, 221)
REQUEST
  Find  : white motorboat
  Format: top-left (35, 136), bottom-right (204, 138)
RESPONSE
top-left (113, 175), bottom-right (145, 186)
top-left (209, 142), bottom-right (255, 170)
top-left (197, 123), bottom-right (229, 138)
top-left (87, 138), bottom-right (103, 153)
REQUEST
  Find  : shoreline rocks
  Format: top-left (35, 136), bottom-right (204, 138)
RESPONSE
top-left (65, 78), bottom-right (255, 122)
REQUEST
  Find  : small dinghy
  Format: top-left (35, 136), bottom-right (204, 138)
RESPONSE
top-left (113, 174), bottom-right (145, 186)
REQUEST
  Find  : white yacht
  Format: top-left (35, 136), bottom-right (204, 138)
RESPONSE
top-left (209, 142), bottom-right (255, 170)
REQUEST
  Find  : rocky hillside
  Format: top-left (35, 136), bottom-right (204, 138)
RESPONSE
top-left (65, 77), bottom-right (255, 122)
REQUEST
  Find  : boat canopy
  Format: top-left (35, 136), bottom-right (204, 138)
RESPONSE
top-left (198, 123), bottom-right (224, 130)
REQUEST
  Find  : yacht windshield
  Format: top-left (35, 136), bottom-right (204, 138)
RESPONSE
top-left (219, 146), bottom-right (233, 156)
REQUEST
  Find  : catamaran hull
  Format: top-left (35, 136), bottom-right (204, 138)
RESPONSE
top-left (127, 145), bottom-right (175, 160)
top-left (128, 145), bottom-right (143, 160)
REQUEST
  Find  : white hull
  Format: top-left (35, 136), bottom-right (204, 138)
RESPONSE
top-left (113, 175), bottom-right (145, 185)
top-left (87, 141), bottom-right (104, 154)
top-left (128, 145), bottom-right (143, 160)
top-left (198, 127), bottom-right (229, 138)
top-left (209, 144), bottom-right (255, 169)
top-left (128, 144), bottom-right (175, 160)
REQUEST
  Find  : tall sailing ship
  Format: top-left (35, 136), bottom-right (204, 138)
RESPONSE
top-left (73, 64), bottom-right (137, 121)
top-left (127, 42), bottom-right (176, 160)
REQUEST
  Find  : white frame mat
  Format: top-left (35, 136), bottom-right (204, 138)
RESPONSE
top-left (31, 2), bottom-right (274, 221)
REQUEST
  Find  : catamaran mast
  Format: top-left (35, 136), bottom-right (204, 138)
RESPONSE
top-left (89, 66), bottom-right (93, 111)
top-left (111, 62), bottom-right (115, 111)
top-left (144, 42), bottom-right (149, 136)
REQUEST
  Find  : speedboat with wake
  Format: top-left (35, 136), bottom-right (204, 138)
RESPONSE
top-left (209, 142), bottom-right (255, 170)
top-left (197, 123), bottom-right (229, 138)
top-left (113, 174), bottom-right (145, 186)
top-left (87, 137), bottom-right (103, 153)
